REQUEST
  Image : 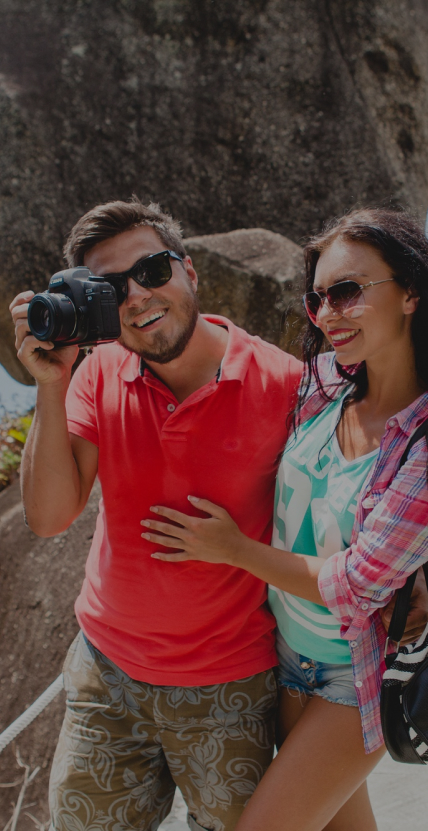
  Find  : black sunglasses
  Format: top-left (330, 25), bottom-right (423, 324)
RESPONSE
top-left (103, 250), bottom-right (183, 305)
top-left (303, 278), bottom-right (394, 327)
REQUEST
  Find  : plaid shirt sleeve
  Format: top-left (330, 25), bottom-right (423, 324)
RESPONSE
top-left (319, 436), bottom-right (428, 641)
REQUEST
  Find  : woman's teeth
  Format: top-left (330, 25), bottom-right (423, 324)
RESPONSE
top-left (135, 310), bottom-right (166, 329)
top-left (331, 330), bottom-right (359, 343)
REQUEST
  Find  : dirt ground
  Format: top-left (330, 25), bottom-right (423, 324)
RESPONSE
top-left (0, 477), bottom-right (101, 829)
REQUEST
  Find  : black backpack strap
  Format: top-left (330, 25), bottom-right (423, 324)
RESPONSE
top-left (386, 418), bottom-right (428, 649)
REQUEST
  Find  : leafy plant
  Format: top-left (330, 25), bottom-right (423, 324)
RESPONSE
top-left (0, 411), bottom-right (33, 491)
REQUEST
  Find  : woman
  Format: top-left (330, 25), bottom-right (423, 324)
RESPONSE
top-left (140, 209), bottom-right (428, 831)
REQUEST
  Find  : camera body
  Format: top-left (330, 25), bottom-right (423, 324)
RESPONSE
top-left (28, 267), bottom-right (121, 347)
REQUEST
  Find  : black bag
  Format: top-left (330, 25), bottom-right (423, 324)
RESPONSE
top-left (380, 418), bottom-right (428, 764)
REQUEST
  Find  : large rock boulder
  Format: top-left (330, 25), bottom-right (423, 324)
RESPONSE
top-left (186, 227), bottom-right (305, 355)
top-left (1, 0), bottom-right (428, 379)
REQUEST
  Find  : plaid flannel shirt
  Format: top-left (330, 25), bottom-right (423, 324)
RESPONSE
top-left (298, 354), bottom-right (428, 753)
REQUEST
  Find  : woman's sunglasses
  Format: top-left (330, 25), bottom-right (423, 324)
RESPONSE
top-left (103, 250), bottom-right (183, 306)
top-left (303, 278), bottom-right (394, 327)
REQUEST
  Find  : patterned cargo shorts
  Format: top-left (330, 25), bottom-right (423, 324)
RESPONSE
top-left (49, 632), bottom-right (277, 831)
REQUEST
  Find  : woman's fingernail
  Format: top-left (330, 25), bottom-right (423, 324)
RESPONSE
top-left (141, 520), bottom-right (150, 527)
top-left (188, 495), bottom-right (199, 502)
top-left (151, 553), bottom-right (161, 559)
top-left (141, 532), bottom-right (151, 540)
top-left (150, 506), bottom-right (159, 513)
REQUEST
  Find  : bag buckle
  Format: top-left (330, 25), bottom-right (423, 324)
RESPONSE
top-left (384, 636), bottom-right (401, 659)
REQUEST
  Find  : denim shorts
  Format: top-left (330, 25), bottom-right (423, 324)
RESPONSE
top-left (276, 629), bottom-right (358, 707)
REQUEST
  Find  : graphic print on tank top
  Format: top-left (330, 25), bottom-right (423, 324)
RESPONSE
top-left (269, 396), bottom-right (378, 664)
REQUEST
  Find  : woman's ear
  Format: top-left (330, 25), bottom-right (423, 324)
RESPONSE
top-left (403, 292), bottom-right (419, 315)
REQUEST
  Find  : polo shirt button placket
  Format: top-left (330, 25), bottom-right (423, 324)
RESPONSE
top-left (167, 403), bottom-right (176, 413)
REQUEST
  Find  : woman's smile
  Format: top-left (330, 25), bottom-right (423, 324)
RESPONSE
top-left (327, 328), bottom-right (361, 347)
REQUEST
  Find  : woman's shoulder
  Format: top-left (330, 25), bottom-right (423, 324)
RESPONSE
top-left (397, 392), bottom-right (428, 433)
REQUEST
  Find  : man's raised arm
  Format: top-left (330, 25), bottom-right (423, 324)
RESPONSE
top-left (9, 291), bottom-right (98, 536)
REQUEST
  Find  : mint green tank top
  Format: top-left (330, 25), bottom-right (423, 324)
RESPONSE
top-left (268, 395), bottom-right (378, 664)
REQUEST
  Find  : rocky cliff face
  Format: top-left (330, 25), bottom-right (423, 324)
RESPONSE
top-left (1, 0), bottom-right (428, 380)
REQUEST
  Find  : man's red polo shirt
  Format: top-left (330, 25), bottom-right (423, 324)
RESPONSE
top-left (66, 315), bottom-right (302, 685)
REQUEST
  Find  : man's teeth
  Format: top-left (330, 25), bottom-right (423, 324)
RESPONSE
top-left (135, 310), bottom-right (166, 329)
top-left (331, 330), bottom-right (359, 342)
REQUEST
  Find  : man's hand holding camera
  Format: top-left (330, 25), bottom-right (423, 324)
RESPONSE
top-left (10, 290), bottom-right (80, 387)
top-left (10, 266), bottom-right (121, 388)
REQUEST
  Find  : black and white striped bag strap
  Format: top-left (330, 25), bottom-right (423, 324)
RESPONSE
top-left (383, 584), bottom-right (428, 684)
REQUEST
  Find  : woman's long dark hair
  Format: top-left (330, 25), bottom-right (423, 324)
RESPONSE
top-left (296, 208), bottom-right (428, 417)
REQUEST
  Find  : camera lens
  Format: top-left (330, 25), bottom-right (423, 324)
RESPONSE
top-left (28, 294), bottom-right (77, 342)
top-left (29, 299), bottom-right (52, 337)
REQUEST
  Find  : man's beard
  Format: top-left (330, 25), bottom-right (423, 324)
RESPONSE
top-left (119, 291), bottom-right (199, 364)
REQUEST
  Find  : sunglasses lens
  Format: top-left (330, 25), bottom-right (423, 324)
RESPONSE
top-left (304, 281), bottom-right (366, 326)
top-left (329, 281), bottom-right (364, 318)
top-left (133, 254), bottom-right (172, 289)
top-left (104, 252), bottom-right (176, 305)
top-left (303, 292), bottom-right (322, 325)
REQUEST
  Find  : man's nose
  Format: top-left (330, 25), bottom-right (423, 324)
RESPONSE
top-left (125, 277), bottom-right (153, 304)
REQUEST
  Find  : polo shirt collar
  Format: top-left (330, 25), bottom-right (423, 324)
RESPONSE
top-left (116, 314), bottom-right (253, 384)
top-left (117, 347), bottom-right (141, 382)
top-left (205, 315), bottom-right (252, 384)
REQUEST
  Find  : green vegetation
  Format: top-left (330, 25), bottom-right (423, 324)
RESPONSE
top-left (0, 411), bottom-right (33, 491)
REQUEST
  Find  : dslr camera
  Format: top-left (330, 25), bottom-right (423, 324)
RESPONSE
top-left (28, 267), bottom-right (121, 347)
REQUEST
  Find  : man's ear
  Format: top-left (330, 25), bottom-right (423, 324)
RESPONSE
top-left (183, 255), bottom-right (198, 292)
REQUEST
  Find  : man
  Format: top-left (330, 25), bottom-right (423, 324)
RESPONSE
top-left (11, 198), bottom-right (302, 831)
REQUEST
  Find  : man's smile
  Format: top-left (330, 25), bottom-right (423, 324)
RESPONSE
top-left (130, 309), bottom-right (168, 330)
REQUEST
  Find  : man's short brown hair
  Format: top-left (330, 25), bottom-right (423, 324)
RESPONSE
top-left (64, 196), bottom-right (187, 266)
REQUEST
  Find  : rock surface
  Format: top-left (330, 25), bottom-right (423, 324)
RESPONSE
top-left (1, 0), bottom-right (428, 380)
top-left (186, 227), bottom-right (305, 354)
